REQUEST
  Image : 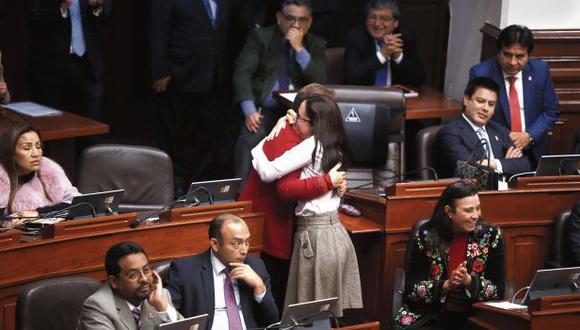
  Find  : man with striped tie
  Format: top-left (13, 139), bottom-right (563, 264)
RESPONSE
top-left (78, 242), bottom-right (181, 330)
top-left (470, 24), bottom-right (559, 167)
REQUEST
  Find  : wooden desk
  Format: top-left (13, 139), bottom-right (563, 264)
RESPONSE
top-left (0, 109), bottom-right (109, 141)
top-left (470, 295), bottom-right (580, 329)
top-left (0, 201), bottom-right (263, 330)
top-left (341, 181), bottom-right (580, 329)
top-left (273, 86), bottom-right (460, 121)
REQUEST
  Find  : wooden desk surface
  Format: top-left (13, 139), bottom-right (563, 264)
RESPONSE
top-left (405, 86), bottom-right (461, 120)
top-left (0, 109), bottom-right (109, 140)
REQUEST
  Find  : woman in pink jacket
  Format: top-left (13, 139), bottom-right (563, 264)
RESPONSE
top-left (0, 122), bottom-right (78, 221)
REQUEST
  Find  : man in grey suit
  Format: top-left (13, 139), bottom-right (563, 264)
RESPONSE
top-left (78, 242), bottom-right (180, 330)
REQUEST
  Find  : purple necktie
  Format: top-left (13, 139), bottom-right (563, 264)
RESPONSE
top-left (224, 270), bottom-right (243, 330)
top-left (131, 307), bottom-right (141, 330)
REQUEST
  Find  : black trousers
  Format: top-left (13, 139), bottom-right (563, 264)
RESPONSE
top-left (155, 88), bottom-right (227, 191)
top-left (29, 55), bottom-right (103, 121)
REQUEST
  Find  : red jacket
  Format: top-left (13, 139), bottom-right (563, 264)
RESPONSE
top-left (239, 125), bottom-right (333, 259)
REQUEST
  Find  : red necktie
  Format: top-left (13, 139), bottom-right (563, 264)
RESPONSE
top-left (508, 76), bottom-right (523, 132)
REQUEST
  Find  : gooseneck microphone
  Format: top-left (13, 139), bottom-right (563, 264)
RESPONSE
top-left (348, 166), bottom-right (440, 191)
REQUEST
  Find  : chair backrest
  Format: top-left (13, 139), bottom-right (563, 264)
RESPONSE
top-left (550, 209), bottom-right (573, 267)
top-left (16, 276), bottom-right (102, 330)
top-left (325, 47), bottom-right (345, 84)
top-left (78, 144), bottom-right (174, 213)
top-left (328, 85), bottom-right (406, 187)
top-left (416, 125), bottom-right (443, 180)
top-left (154, 260), bottom-right (172, 284)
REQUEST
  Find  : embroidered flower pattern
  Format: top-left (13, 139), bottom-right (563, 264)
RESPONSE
top-left (393, 306), bottom-right (422, 328)
top-left (394, 224), bottom-right (503, 328)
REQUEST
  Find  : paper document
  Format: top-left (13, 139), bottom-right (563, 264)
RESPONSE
top-left (279, 92), bottom-right (297, 103)
top-left (483, 301), bottom-right (528, 310)
top-left (2, 102), bottom-right (63, 117)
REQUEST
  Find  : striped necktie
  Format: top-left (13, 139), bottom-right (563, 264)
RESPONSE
top-left (131, 307), bottom-right (141, 330)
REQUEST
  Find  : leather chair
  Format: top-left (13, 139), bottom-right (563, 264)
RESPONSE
top-left (78, 144), bottom-right (174, 213)
top-left (328, 85), bottom-right (406, 187)
top-left (154, 260), bottom-right (172, 283)
top-left (546, 209), bottom-right (573, 268)
top-left (392, 219), bottom-right (429, 316)
top-left (416, 125), bottom-right (443, 180)
top-left (16, 276), bottom-right (101, 330)
top-left (325, 47), bottom-right (345, 84)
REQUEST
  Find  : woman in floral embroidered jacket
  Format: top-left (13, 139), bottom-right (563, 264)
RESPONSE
top-left (394, 181), bottom-right (504, 329)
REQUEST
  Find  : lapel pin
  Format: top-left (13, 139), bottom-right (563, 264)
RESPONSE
top-left (528, 76), bottom-right (532, 81)
top-left (495, 136), bottom-right (499, 141)
top-left (148, 312), bottom-right (155, 319)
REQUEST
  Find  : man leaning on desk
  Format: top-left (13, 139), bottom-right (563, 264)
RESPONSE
top-left (78, 242), bottom-right (181, 329)
top-left (165, 214), bottom-right (279, 330)
top-left (343, 0), bottom-right (425, 87)
top-left (437, 77), bottom-right (531, 179)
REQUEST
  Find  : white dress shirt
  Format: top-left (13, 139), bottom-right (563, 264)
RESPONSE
top-left (375, 41), bottom-right (404, 86)
top-left (209, 252), bottom-right (265, 330)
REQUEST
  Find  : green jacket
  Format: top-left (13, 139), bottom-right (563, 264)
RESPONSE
top-left (233, 25), bottom-right (326, 106)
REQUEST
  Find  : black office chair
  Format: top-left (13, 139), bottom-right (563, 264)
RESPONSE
top-left (16, 276), bottom-right (101, 330)
top-left (154, 260), bottom-right (173, 283)
top-left (546, 209), bottom-right (573, 268)
top-left (325, 47), bottom-right (345, 84)
top-left (416, 125), bottom-right (443, 180)
top-left (78, 144), bottom-right (174, 213)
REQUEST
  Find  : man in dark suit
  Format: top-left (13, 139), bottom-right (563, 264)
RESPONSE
top-left (233, 0), bottom-right (326, 190)
top-left (150, 0), bottom-right (232, 193)
top-left (469, 25), bottom-right (559, 166)
top-left (166, 214), bottom-right (279, 329)
top-left (344, 0), bottom-right (425, 87)
top-left (24, 0), bottom-right (111, 121)
top-left (438, 77), bottom-right (531, 179)
top-left (78, 242), bottom-right (180, 329)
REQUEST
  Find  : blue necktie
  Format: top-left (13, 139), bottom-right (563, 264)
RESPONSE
top-left (70, 0), bottom-right (86, 56)
top-left (203, 0), bottom-right (216, 27)
top-left (277, 43), bottom-right (291, 90)
top-left (374, 40), bottom-right (388, 86)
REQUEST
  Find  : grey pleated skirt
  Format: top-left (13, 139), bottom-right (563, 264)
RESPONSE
top-left (284, 211), bottom-right (363, 317)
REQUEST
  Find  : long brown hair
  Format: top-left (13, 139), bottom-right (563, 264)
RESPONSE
top-left (304, 94), bottom-right (351, 172)
top-left (0, 122), bottom-right (45, 213)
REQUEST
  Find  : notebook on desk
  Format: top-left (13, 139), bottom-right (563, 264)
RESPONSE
top-left (185, 178), bottom-right (241, 205)
top-left (40, 189), bottom-right (124, 219)
top-left (280, 297), bottom-right (337, 330)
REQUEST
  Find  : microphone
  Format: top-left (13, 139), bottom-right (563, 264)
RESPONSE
top-left (348, 166), bottom-right (439, 191)
top-left (455, 138), bottom-right (498, 191)
top-left (129, 193), bottom-right (189, 228)
top-left (39, 202), bottom-right (97, 219)
top-left (508, 171), bottom-right (536, 182)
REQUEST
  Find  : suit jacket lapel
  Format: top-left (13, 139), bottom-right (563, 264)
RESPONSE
top-left (140, 300), bottom-right (161, 329)
top-left (201, 251), bottom-right (216, 326)
top-left (114, 293), bottom-right (135, 330)
top-left (493, 60), bottom-right (511, 125)
top-left (522, 64), bottom-right (535, 128)
top-left (486, 125), bottom-right (503, 159)
top-left (197, 0), bottom-right (214, 28)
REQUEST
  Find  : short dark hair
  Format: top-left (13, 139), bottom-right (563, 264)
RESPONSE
top-left (208, 214), bottom-right (243, 241)
top-left (464, 77), bottom-right (500, 99)
top-left (105, 241), bottom-right (147, 277)
top-left (366, 0), bottom-right (400, 19)
top-left (496, 24), bottom-right (534, 54)
top-left (281, 0), bottom-right (312, 12)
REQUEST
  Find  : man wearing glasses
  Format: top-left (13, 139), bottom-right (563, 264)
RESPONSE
top-left (233, 0), bottom-right (326, 191)
top-left (78, 241), bottom-right (180, 329)
top-left (165, 214), bottom-right (279, 330)
top-left (344, 0), bottom-right (425, 87)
